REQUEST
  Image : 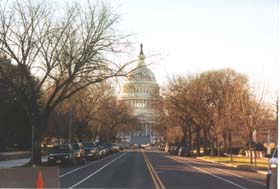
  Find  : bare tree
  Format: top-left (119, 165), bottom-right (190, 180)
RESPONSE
top-left (0, 0), bottom-right (132, 165)
top-left (163, 69), bottom-right (252, 157)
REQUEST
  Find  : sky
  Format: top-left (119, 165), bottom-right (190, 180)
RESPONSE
top-left (116, 0), bottom-right (279, 99)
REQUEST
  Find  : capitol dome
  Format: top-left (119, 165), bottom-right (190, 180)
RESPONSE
top-left (118, 44), bottom-right (161, 145)
top-left (125, 61), bottom-right (157, 85)
top-left (119, 44), bottom-right (159, 102)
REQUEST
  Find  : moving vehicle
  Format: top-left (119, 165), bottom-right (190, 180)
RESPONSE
top-left (266, 147), bottom-right (278, 189)
top-left (72, 142), bottom-right (86, 164)
top-left (47, 144), bottom-right (75, 165)
top-left (82, 142), bottom-right (100, 160)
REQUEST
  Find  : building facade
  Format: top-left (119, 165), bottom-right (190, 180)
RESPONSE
top-left (118, 44), bottom-right (161, 145)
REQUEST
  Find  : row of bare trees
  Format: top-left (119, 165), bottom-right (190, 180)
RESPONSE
top-left (0, 0), bottom-right (133, 165)
top-left (161, 68), bottom-right (276, 163)
top-left (45, 82), bottom-right (137, 143)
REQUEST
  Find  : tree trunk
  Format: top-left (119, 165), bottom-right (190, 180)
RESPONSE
top-left (249, 137), bottom-right (253, 165)
top-left (203, 128), bottom-right (208, 156)
top-left (229, 129), bottom-right (233, 162)
top-left (217, 139), bottom-right (220, 157)
top-left (223, 130), bottom-right (228, 152)
top-left (32, 113), bottom-right (49, 166)
top-left (188, 127), bottom-right (192, 149)
top-left (210, 143), bottom-right (214, 157)
top-left (33, 129), bottom-right (42, 165)
top-left (196, 128), bottom-right (201, 156)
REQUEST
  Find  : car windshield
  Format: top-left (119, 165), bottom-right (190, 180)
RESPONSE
top-left (83, 143), bottom-right (93, 148)
top-left (72, 143), bottom-right (80, 150)
top-left (50, 145), bottom-right (69, 153)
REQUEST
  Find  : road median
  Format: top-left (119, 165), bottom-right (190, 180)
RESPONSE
top-left (0, 151), bottom-right (31, 161)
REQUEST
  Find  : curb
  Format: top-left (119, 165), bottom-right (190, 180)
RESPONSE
top-left (257, 170), bottom-right (268, 175)
top-left (196, 157), bottom-right (267, 175)
top-left (196, 157), bottom-right (237, 168)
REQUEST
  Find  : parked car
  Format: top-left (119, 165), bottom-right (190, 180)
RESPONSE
top-left (178, 146), bottom-right (192, 157)
top-left (112, 143), bottom-right (120, 152)
top-left (165, 145), bottom-right (170, 152)
top-left (170, 146), bottom-right (179, 155)
top-left (97, 144), bottom-right (107, 157)
top-left (266, 147), bottom-right (278, 189)
top-left (82, 142), bottom-right (100, 160)
top-left (104, 143), bottom-right (114, 154)
top-left (47, 144), bottom-right (75, 165)
top-left (167, 146), bottom-right (173, 152)
top-left (162, 144), bottom-right (167, 151)
top-left (159, 144), bottom-right (165, 151)
top-left (72, 142), bottom-right (86, 164)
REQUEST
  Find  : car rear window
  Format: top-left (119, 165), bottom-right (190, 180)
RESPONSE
top-left (83, 143), bottom-right (93, 148)
top-left (50, 145), bottom-right (69, 153)
top-left (72, 143), bottom-right (80, 150)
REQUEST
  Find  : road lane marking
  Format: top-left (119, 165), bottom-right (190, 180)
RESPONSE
top-left (142, 150), bottom-right (165, 189)
top-left (213, 167), bottom-right (266, 186)
top-left (69, 152), bottom-right (128, 188)
top-left (169, 156), bottom-right (248, 189)
top-left (143, 152), bottom-right (160, 189)
top-left (174, 156), bottom-right (265, 186)
top-left (59, 153), bottom-right (122, 178)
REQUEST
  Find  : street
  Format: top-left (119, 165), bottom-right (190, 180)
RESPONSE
top-left (59, 149), bottom-right (266, 189)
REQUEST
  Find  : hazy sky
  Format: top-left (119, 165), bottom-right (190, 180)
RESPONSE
top-left (117, 0), bottom-right (279, 96)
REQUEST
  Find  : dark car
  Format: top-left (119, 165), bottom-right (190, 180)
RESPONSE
top-left (170, 146), bottom-right (180, 155)
top-left (82, 142), bottom-right (100, 160)
top-left (104, 143), bottom-right (114, 154)
top-left (178, 146), bottom-right (192, 157)
top-left (47, 144), bottom-right (75, 165)
top-left (72, 142), bottom-right (86, 164)
top-left (167, 146), bottom-right (173, 152)
top-left (159, 144), bottom-right (166, 151)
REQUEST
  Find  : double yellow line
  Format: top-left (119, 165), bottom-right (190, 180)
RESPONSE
top-left (142, 150), bottom-right (165, 189)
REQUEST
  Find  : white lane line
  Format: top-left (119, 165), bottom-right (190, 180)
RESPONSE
top-left (59, 153), bottom-right (121, 178)
top-left (170, 157), bottom-right (248, 189)
top-left (175, 156), bottom-right (265, 186)
top-left (69, 152), bottom-right (128, 188)
top-left (214, 167), bottom-right (266, 186)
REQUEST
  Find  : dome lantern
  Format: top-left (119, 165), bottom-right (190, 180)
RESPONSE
top-left (138, 43), bottom-right (145, 66)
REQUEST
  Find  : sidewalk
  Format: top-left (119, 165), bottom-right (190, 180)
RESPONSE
top-left (0, 156), bottom-right (48, 169)
top-left (197, 157), bottom-right (268, 175)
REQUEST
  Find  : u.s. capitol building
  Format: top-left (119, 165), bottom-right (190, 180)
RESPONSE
top-left (118, 44), bottom-right (162, 145)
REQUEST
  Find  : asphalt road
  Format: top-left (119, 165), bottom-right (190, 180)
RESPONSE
top-left (59, 149), bottom-right (266, 189)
